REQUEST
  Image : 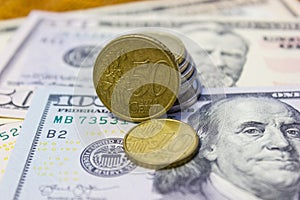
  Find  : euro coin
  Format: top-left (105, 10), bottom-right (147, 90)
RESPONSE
top-left (140, 32), bottom-right (186, 66)
top-left (178, 53), bottom-right (191, 73)
top-left (181, 61), bottom-right (195, 82)
top-left (93, 34), bottom-right (180, 122)
top-left (180, 65), bottom-right (197, 95)
top-left (124, 119), bottom-right (199, 169)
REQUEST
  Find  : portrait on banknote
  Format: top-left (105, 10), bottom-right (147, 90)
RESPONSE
top-left (183, 22), bottom-right (249, 88)
top-left (153, 96), bottom-right (300, 200)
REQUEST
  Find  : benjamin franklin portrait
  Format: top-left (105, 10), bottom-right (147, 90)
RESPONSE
top-left (153, 96), bottom-right (300, 200)
top-left (182, 22), bottom-right (249, 88)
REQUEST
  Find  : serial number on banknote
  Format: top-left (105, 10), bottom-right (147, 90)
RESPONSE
top-left (53, 115), bottom-right (177, 125)
top-left (53, 115), bottom-right (129, 125)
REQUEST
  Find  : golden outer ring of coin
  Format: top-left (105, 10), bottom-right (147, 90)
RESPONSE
top-left (123, 119), bottom-right (199, 169)
top-left (93, 34), bottom-right (180, 122)
top-left (140, 32), bottom-right (186, 65)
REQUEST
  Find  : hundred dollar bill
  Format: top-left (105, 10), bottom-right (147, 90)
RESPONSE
top-left (83, 0), bottom-right (300, 17)
top-left (0, 0), bottom-right (246, 57)
top-left (0, 0), bottom-right (296, 57)
top-left (1, 86), bottom-right (300, 199)
top-left (0, 11), bottom-right (300, 88)
top-left (0, 0), bottom-right (295, 54)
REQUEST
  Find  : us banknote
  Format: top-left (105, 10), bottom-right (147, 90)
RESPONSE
top-left (0, 11), bottom-right (299, 89)
top-left (0, 0), bottom-right (294, 56)
top-left (1, 86), bottom-right (300, 199)
top-left (0, 86), bottom-right (34, 118)
top-left (0, 18), bottom-right (22, 54)
top-left (83, 0), bottom-right (300, 17)
top-left (0, 118), bottom-right (23, 181)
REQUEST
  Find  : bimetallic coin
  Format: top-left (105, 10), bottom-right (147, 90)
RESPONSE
top-left (124, 119), bottom-right (199, 169)
top-left (93, 34), bottom-right (180, 122)
top-left (140, 32), bottom-right (186, 66)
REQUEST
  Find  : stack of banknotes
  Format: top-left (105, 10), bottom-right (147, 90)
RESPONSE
top-left (0, 0), bottom-right (300, 199)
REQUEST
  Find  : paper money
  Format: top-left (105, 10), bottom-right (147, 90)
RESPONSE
top-left (82, 0), bottom-right (299, 17)
top-left (0, 117), bottom-right (23, 181)
top-left (1, 86), bottom-right (300, 199)
top-left (0, 18), bottom-right (22, 54)
top-left (0, 0), bottom-right (292, 50)
top-left (0, 0), bottom-right (295, 58)
top-left (0, 11), bottom-right (300, 89)
top-left (0, 86), bottom-right (34, 118)
top-left (282, 0), bottom-right (300, 16)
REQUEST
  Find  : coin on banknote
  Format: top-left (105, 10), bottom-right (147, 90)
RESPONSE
top-left (123, 119), bottom-right (199, 169)
top-left (139, 31), bottom-right (201, 110)
top-left (93, 34), bottom-right (180, 122)
top-left (169, 76), bottom-right (201, 113)
top-left (140, 32), bottom-right (186, 66)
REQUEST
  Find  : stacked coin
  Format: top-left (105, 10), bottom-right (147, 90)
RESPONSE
top-left (93, 33), bottom-right (180, 122)
top-left (141, 32), bottom-right (201, 113)
top-left (93, 31), bottom-right (201, 122)
top-left (124, 119), bottom-right (199, 169)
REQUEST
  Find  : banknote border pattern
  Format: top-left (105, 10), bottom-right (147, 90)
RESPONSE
top-left (14, 94), bottom-right (53, 199)
top-left (12, 94), bottom-right (138, 199)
